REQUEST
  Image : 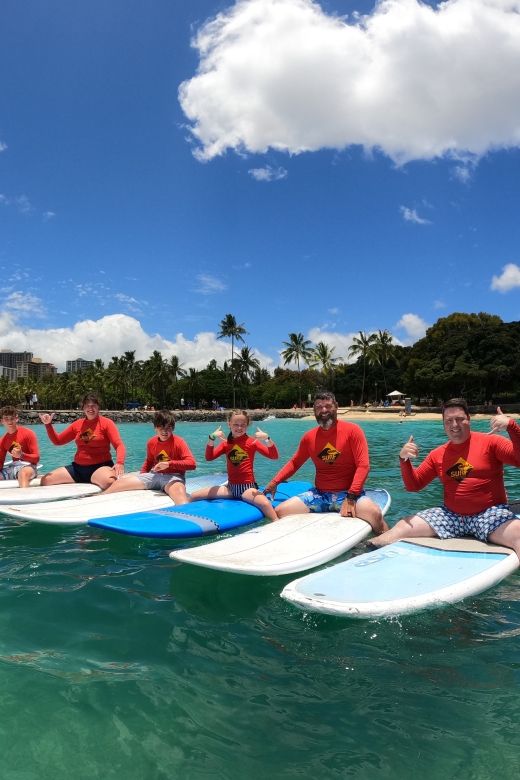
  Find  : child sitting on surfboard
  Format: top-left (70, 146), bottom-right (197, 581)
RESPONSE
top-left (0, 405), bottom-right (41, 487)
top-left (189, 410), bottom-right (279, 521)
top-left (102, 409), bottom-right (196, 504)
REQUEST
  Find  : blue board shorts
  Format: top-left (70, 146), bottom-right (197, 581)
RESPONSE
top-left (297, 488), bottom-right (366, 513)
top-left (1, 461), bottom-right (39, 481)
top-left (417, 504), bottom-right (516, 542)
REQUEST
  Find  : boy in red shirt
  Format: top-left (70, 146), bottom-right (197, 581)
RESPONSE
top-left (102, 409), bottom-right (195, 504)
top-left (0, 405), bottom-right (40, 487)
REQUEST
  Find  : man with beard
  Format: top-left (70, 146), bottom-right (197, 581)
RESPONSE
top-left (263, 391), bottom-right (388, 533)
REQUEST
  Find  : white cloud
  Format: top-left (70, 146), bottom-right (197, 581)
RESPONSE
top-left (43, 211), bottom-right (56, 221)
top-left (115, 293), bottom-right (138, 304)
top-left (328, 307), bottom-right (339, 314)
top-left (0, 141), bottom-right (7, 152)
top-left (248, 166), bottom-right (287, 181)
top-left (400, 206), bottom-right (431, 225)
top-left (180, 0), bottom-right (520, 165)
top-left (194, 274), bottom-right (228, 293)
top-left (0, 194), bottom-right (34, 214)
top-left (434, 300), bottom-right (446, 309)
top-left (3, 291), bottom-right (44, 316)
top-left (0, 312), bottom-right (273, 372)
top-left (491, 263), bottom-right (520, 293)
top-left (306, 327), bottom-right (359, 364)
top-left (395, 313), bottom-right (429, 343)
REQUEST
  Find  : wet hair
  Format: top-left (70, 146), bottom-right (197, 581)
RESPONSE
top-left (314, 391), bottom-right (337, 405)
top-left (80, 392), bottom-right (101, 408)
top-left (226, 409), bottom-right (250, 443)
top-left (154, 409), bottom-right (176, 430)
top-left (0, 405), bottom-right (18, 419)
top-left (443, 398), bottom-right (470, 418)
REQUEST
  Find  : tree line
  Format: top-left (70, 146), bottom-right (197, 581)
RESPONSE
top-left (0, 312), bottom-right (517, 410)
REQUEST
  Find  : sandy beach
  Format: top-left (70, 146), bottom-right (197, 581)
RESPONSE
top-left (299, 410), bottom-right (520, 422)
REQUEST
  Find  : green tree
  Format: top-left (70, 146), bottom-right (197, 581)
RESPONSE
top-left (348, 332), bottom-right (377, 404)
top-left (281, 332), bottom-right (313, 406)
top-left (369, 329), bottom-right (397, 396)
top-left (217, 314), bottom-right (248, 407)
top-left (308, 341), bottom-right (342, 389)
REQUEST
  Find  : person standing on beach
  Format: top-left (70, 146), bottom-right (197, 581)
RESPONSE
top-left (38, 393), bottom-right (126, 489)
top-left (263, 391), bottom-right (388, 533)
top-left (371, 399), bottom-right (520, 556)
top-left (102, 409), bottom-right (195, 504)
top-left (0, 405), bottom-right (40, 487)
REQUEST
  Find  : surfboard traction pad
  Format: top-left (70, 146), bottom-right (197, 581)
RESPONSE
top-left (402, 536), bottom-right (513, 556)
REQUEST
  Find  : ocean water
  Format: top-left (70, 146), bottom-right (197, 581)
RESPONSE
top-left (2, 418), bottom-right (520, 779)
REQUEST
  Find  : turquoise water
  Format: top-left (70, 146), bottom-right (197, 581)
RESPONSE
top-left (2, 418), bottom-right (520, 779)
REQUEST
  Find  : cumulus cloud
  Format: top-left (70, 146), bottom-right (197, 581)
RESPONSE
top-left (0, 312), bottom-right (273, 372)
top-left (194, 274), bottom-right (228, 293)
top-left (180, 0), bottom-right (520, 165)
top-left (395, 313), bottom-right (429, 342)
top-left (0, 141), bottom-right (7, 152)
top-left (248, 166), bottom-right (287, 181)
top-left (491, 263), bottom-right (520, 293)
top-left (306, 327), bottom-right (359, 364)
top-left (43, 211), bottom-right (55, 221)
top-left (400, 206), bottom-right (431, 225)
top-left (3, 291), bottom-right (44, 316)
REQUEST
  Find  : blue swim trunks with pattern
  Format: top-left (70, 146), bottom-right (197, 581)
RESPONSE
top-left (297, 488), bottom-right (366, 513)
top-left (416, 504), bottom-right (515, 542)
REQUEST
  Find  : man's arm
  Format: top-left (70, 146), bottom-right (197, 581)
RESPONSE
top-left (399, 436), bottom-right (438, 492)
top-left (17, 429), bottom-right (40, 464)
top-left (263, 437), bottom-right (310, 495)
top-left (488, 408), bottom-right (520, 467)
top-left (347, 426), bottom-right (370, 495)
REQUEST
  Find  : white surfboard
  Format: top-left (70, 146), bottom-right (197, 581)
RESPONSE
top-left (0, 483), bottom-right (102, 505)
top-left (281, 537), bottom-right (519, 618)
top-left (0, 473), bottom-right (228, 523)
top-left (170, 488), bottom-right (391, 575)
top-left (0, 463), bottom-right (43, 489)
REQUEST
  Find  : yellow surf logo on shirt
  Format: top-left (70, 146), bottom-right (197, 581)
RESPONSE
top-left (156, 450), bottom-right (169, 462)
top-left (317, 443), bottom-right (341, 464)
top-left (228, 444), bottom-right (248, 467)
top-left (79, 428), bottom-right (96, 443)
top-left (8, 440), bottom-right (20, 452)
top-left (446, 457), bottom-right (474, 482)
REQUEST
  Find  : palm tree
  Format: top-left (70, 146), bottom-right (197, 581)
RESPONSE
top-left (217, 314), bottom-right (248, 407)
top-left (142, 351), bottom-right (170, 407)
top-left (348, 331), bottom-right (377, 405)
top-left (186, 367), bottom-right (204, 406)
top-left (369, 329), bottom-right (397, 396)
top-left (281, 332), bottom-right (313, 406)
top-left (235, 346), bottom-right (260, 406)
top-left (308, 342), bottom-right (342, 389)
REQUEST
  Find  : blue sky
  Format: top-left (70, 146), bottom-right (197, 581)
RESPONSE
top-left (1, 0), bottom-right (520, 370)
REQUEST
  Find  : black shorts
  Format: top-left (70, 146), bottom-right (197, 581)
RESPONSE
top-left (65, 460), bottom-right (114, 484)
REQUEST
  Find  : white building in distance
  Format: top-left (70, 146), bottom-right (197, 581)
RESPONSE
top-left (66, 358), bottom-right (94, 374)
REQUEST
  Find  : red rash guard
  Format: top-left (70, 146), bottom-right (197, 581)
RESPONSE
top-left (140, 435), bottom-right (196, 475)
top-left (400, 420), bottom-right (520, 514)
top-left (0, 426), bottom-right (40, 468)
top-left (271, 420), bottom-right (369, 494)
top-left (45, 416), bottom-right (126, 466)
top-left (205, 434), bottom-right (279, 484)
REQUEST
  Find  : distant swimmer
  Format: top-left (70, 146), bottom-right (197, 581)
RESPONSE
top-left (0, 405), bottom-right (40, 487)
top-left (38, 393), bottom-right (126, 490)
top-left (263, 391), bottom-right (388, 534)
top-left (102, 409), bottom-right (195, 504)
top-left (372, 398), bottom-right (520, 557)
top-left (189, 410), bottom-right (279, 521)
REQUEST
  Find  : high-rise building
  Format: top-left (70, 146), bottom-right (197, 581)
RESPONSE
top-left (0, 365), bottom-right (17, 382)
top-left (66, 358), bottom-right (94, 373)
top-left (0, 349), bottom-right (33, 368)
top-left (16, 360), bottom-right (58, 379)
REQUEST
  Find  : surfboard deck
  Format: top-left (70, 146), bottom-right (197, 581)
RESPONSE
top-left (1, 473), bottom-right (228, 523)
top-left (281, 536), bottom-right (520, 618)
top-left (89, 481), bottom-right (313, 538)
top-left (0, 483), bottom-right (103, 505)
top-left (170, 488), bottom-right (391, 575)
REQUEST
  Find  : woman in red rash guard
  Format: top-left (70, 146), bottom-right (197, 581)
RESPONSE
top-left (38, 393), bottom-right (126, 489)
top-left (189, 409), bottom-right (279, 521)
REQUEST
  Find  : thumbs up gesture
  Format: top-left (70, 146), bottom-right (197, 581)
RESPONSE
top-left (489, 406), bottom-right (510, 434)
top-left (400, 434), bottom-right (419, 461)
top-left (254, 426), bottom-right (269, 441)
top-left (213, 425), bottom-right (226, 441)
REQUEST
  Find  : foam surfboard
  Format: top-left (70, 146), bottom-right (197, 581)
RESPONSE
top-left (170, 488), bottom-right (391, 575)
top-left (0, 463), bottom-right (43, 489)
top-left (89, 481), bottom-right (313, 538)
top-left (1, 473), bottom-right (228, 524)
top-left (281, 536), bottom-right (519, 618)
top-left (0, 482), bottom-right (103, 505)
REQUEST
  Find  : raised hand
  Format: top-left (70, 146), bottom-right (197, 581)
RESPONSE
top-left (489, 406), bottom-right (510, 434)
top-left (38, 412), bottom-right (55, 425)
top-left (400, 435), bottom-right (419, 461)
top-left (263, 480), bottom-right (277, 499)
top-left (212, 425), bottom-right (226, 441)
top-left (254, 426), bottom-right (269, 440)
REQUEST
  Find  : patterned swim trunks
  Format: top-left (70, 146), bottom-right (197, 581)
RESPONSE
top-left (416, 504), bottom-right (516, 542)
top-left (297, 488), bottom-right (366, 513)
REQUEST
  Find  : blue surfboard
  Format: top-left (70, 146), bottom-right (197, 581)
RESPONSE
top-left (282, 536), bottom-right (519, 618)
top-left (88, 481), bottom-right (313, 538)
